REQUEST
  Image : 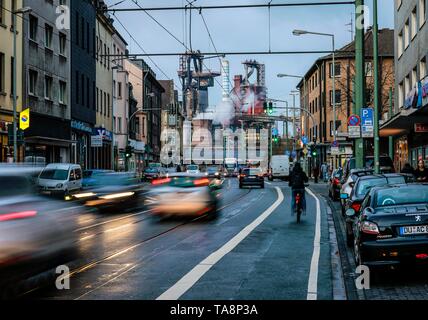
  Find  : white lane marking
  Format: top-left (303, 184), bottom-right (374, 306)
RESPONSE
top-left (306, 188), bottom-right (321, 301)
top-left (156, 187), bottom-right (284, 300)
top-left (74, 209), bottom-right (151, 232)
top-left (265, 181), bottom-right (272, 185)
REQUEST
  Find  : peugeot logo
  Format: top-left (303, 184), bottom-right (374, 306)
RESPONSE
top-left (416, 216), bottom-right (422, 222)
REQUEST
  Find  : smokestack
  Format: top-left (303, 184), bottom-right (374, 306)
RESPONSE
top-left (221, 59), bottom-right (230, 101)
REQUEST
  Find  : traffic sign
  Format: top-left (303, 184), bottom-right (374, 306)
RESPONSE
top-left (348, 126), bottom-right (361, 138)
top-left (361, 108), bottom-right (374, 138)
top-left (348, 115), bottom-right (361, 127)
top-left (332, 140), bottom-right (339, 148)
top-left (301, 136), bottom-right (308, 145)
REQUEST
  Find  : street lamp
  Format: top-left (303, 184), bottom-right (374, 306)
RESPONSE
top-left (12, 7), bottom-right (32, 162)
top-left (290, 91), bottom-right (300, 155)
top-left (293, 29), bottom-right (337, 145)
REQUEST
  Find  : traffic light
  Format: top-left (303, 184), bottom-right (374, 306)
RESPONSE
top-left (125, 145), bottom-right (134, 158)
top-left (311, 146), bottom-right (318, 157)
top-left (268, 102), bottom-right (274, 115)
top-left (263, 101), bottom-right (268, 114)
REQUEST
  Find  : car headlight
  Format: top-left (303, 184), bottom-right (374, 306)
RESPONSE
top-left (56, 183), bottom-right (63, 188)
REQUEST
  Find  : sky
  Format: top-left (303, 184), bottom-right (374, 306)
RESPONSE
top-left (106, 0), bottom-right (394, 111)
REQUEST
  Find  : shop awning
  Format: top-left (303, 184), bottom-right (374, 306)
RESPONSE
top-left (380, 105), bottom-right (428, 137)
top-left (25, 136), bottom-right (74, 147)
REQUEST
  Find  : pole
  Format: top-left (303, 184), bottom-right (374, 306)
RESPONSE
top-left (373, 0), bottom-right (380, 174)
top-left (332, 35), bottom-right (337, 169)
top-left (388, 87), bottom-right (394, 160)
top-left (13, 13), bottom-right (17, 163)
top-left (292, 94), bottom-right (296, 154)
top-left (355, 0), bottom-right (365, 168)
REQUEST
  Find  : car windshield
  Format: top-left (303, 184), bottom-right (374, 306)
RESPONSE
top-left (349, 157), bottom-right (393, 170)
top-left (187, 165), bottom-right (199, 171)
top-left (145, 168), bottom-right (158, 173)
top-left (243, 169), bottom-right (261, 176)
top-left (0, 176), bottom-right (33, 196)
top-left (356, 178), bottom-right (388, 197)
top-left (375, 186), bottom-right (428, 207)
top-left (93, 174), bottom-right (138, 186)
top-left (207, 167), bottom-right (218, 173)
top-left (40, 169), bottom-right (68, 180)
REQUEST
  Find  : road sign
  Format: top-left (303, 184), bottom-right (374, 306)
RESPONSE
top-left (303, 147), bottom-right (308, 155)
top-left (301, 136), bottom-right (308, 145)
top-left (19, 108), bottom-right (30, 131)
top-left (361, 108), bottom-right (374, 138)
top-left (331, 147), bottom-right (340, 155)
top-left (348, 114), bottom-right (361, 127)
top-left (348, 126), bottom-right (361, 138)
top-left (332, 140), bottom-right (339, 148)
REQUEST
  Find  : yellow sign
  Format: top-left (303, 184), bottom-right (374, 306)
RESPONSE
top-left (19, 108), bottom-right (30, 131)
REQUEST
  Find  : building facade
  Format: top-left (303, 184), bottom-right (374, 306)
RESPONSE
top-left (0, 0), bottom-right (24, 162)
top-left (23, 0), bottom-right (71, 164)
top-left (298, 28), bottom-right (395, 169)
top-left (381, 0), bottom-right (428, 171)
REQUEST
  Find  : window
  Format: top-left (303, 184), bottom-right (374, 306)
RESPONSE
top-left (44, 76), bottom-right (53, 100)
top-left (107, 93), bottom-right (110, 117)
top-left (412, 67), bottom-right (418, 87)
top-left (365, 61), bottom-right (373, 77)
top-left (0, 52), bottom-right (4, 93)
top-left (29, 15), bottom-right (38, 41)
top-left (10, 57), bottom-right (14, 94)
top-left (405, 75), bottom-right (410, 95)
top-left (421, 57), bottom-right (427, 80)
top-left (29, 70), bottom-right (38, 96)
top-left (420, 0), bottom-right (426, 28)
top-left (330, 90), bottom-right (342, 105)
top-left (96, 87), bottom-right (99, 112)
top-left (45, 24), bottom-right (53, 49)
top-left (75, 71), bottom-right (79, 104)
top-left (59, 81), bottom-right (67, 105)
top-left (104, 92), bottom-right (106, 115)
top-left (404, 19), bottom-right (410, 49)
top-left (118, 117), bottom-right (122, 133)
top-left (398, 31), bottom-right (403, 57)
top-left (329, 62), bottom-right (341, 77)
top-left (59, 33), bottom-right (67, 56)
top-left (398, 82), bottom-right (404, 109)
top-left (411, 7), bottom-right (418, 40)
top-left (95, 36), bottom-right (99, 60)
top-left (81, 74), bottom-right (85, 106)
top-left (118, 82), bottom-right (122, 98)
top-left (0, 0), bottom-right (4, 25)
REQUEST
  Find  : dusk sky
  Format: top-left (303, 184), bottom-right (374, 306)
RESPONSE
top-left (106, 0), bottom-right (394, 110)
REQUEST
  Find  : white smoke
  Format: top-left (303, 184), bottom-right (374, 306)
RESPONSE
top-left (213, 99), bottom-right (235, 127)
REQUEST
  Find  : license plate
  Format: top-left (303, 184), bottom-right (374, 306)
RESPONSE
top-left (400, 225), bottom-right (428, 236)
top-left (41, 190), bottom-right (51, 195)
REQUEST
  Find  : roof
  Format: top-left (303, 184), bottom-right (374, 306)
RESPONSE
top-left (297, 28), bottom-right (394, 88)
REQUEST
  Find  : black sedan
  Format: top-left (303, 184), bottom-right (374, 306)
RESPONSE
top-left (328, 168), bottom-right (343, 201)
top-left (239, 168), bottom-right (265, 189)
top-left (74, 172), bottom-right (146, 212)
top-left (343, 173), bottom-right (408, 247)
top-left (347, 184), bottom-right (428, 268)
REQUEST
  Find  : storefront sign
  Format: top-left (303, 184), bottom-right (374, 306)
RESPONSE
top-left (91, 135), bottom-right (103, 148)
top-left (93, 128), bottom-right (113, 142)
top-left (71, 120), bottom-right (92, 134)
top-left (415, 123), bottom-right (428, 133)
top-left (19, 108), bottom-right (30, 131)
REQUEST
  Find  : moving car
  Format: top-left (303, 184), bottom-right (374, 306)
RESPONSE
top-left (340, 169), bottom-right (374, 215)
top-left (239, 168), bottom-right (265, 189)
top-left (38, 163), bottom-right (83, 197)
top-left (328, 168), bottom-right (343, 201)
top-left (143, 167), bottom-right (166, 181)
top-left (347, 184), bottom-right (428, 268)
top-left (145, 173), bottom-right (219, 218)
top-left (74, 172), bottom-right (145, 212)
top-left (269, 155), bottom-right (290, 181)
top-left (186, 164), bottom-right (200, 174)
top-left (82, 169), bottom-right (114, 188)
top-left (0, 167), bottom-right (80, 296)
top-left (206, 166), bottom-right (221, 178)
top-left (343, 173), bottom-right (407, 247)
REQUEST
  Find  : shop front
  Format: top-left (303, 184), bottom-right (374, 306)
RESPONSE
top-left (90, 127), bottom-right (113, 170)
top-left (0, 118), bottom-right (13, 163)
top-left (71, 120), bottom-right (93, 170)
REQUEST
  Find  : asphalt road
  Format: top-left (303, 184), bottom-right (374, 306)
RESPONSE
top-left (23, 178), bottom-right (335, 300)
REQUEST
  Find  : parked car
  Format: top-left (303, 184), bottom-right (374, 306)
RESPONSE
top-left (145, 173), bottom-right (219, 219)
top-left (347, 184), bottom-right (428, 268)
top-left (343, 155), bottom-right (395, 179)
top-left (343, 173), bottom-right (408, 247)
top-left (82, 169), bottom-right (114, 188)
top-left (239, 168), bottom-right (265, 189)
top-left (38, 163), bottom-right (83, 197)
top-left (340, 169), bottom-right (374, 215)
top-left (74, 172), bottom-right (145, 212)
top-left (328, 168), bottom-right (343, 201)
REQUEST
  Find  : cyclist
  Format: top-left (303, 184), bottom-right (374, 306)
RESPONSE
top-left (289, 163), bottom-right (309, 215)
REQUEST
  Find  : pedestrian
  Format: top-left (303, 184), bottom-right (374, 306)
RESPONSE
top-left (313, 164), bottom-right (319, 184)
top-left (176, 164), bottom-right (182, 173)
top-left (414, 160), bottom-right (428, 183)
top-left (400, 163), bottom-right (414, 175)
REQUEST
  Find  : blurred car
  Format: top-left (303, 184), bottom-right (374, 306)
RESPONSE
top-left (347, 184), bottom-right (428, 268)
top-left (343, 173), bottom-right (407, 247)
top-left (145, 173), bottom-right (219, 218)
top-left (340, 169), bottom-right (374, 215)
top-left (328, 168), bottom-right (343, 201)
top-left (82, 169), bottom-right (114, 188)
top-left (0, 167), bottom-right (81, 295)
top-left (74, 172), bottom-right (145, 212)
top-left (239, 168), bottom-right (265, 189)
top-left (38, 163), bottom-right (82, 197)
top-left (186, 165), bottom-right (200, 174)
top-left (143, 167), bottom-right (166, 181)
top-left (206, 166), bottom-right (221, 178)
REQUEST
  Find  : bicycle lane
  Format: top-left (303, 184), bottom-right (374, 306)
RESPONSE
top-left (175, 184), bottom-right (333, 300)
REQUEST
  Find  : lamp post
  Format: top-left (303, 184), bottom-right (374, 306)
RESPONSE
top-left (12, 7), bottom-right (32, 163)
top-left (290, 90), bottom-right (300, 155)
top-left (373, 0), bottom-right (380, 174)
top-left (293, 29), bottom-right (336, 160)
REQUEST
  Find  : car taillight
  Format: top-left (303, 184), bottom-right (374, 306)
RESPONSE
top-left (351, 203), bottom-right (361, 212)
top-left (333, 178), bottom-right (340, 185)
top-left (152, 178), bottom-right (171, 186)
top-left (193, 178), bottom-right (210, 187)
top-left (361, 221), bottom-right (379, 235)
top-left (0, 211), bottom-right (37, 222)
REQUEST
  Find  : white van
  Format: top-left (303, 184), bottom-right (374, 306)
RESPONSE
top-left (269, 155), bottom-right (290, 181)
top-left (38, 163), bottom-right (83, 196)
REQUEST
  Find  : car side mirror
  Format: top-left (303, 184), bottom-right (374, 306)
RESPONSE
top-left (349, 182), bottom-right (355, 188)
top-left (345, 208), bottom-right (356, 218)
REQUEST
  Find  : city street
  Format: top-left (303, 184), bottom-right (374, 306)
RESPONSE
top-left (23, 179), bottom-right (334, 300)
